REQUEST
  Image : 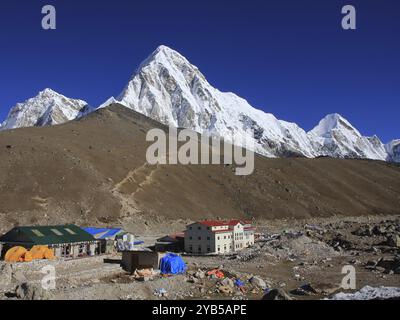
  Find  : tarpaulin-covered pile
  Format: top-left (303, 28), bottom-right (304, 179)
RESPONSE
top-left (159, 253), bottom-right (187, 275)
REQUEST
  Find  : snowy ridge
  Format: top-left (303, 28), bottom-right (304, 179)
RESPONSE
top-left (0, 45), bottom-right (398, 163)
top-left (329, 286), bottom-right (400, 300)
top-left (110, 45), bottom-right (398, 161)
top-left (0, 89), bottom-right (93, 131)
top-left (308, 113), bottom-right (388, 161)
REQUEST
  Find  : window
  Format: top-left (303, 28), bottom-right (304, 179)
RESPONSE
top-left (198, 227), bottom-right (201, 230)
top-left (217, 236), bottom-right (220, 240)
top-left (217, 246), bottom-right (220, 252)
top-left (207, 236), bottom-right (210, 241)
top-left (198, 236), bottom-right (201, 240)
top-left (189, 226), bottom-right (192, 230)
top-left (65, 228), bottom-right (76, 235)
top-left (198, 246), bottom-right (201, 253)
top-left (207, 246), bottom-right (211, 252)
top-left (189, 236), bottom-right (193, 240)
top-left (51, 229), bottom-right (63, 236)
top-left (189, 245), bottom-right (193, 253)
top-left (224, 236), bottom-right (226, 239)
top-left (31, 229), bottom-right (44, 237)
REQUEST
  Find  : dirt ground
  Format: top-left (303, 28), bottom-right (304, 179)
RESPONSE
top-left (1, 215), bottom-right (399, 300)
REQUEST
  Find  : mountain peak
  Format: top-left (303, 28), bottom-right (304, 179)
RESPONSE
top-left (309, 113), bottom-right (358, 137)
top-left (135, 45), bottom-right (192, 74)
top-left (0, 89), bottom-right (92, 131)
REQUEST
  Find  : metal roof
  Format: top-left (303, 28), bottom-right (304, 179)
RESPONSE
top-left (0, 224), bottom-right (95, 246)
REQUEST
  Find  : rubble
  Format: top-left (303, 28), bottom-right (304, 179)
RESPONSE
top-left (249, 276), bottom-right (267, 289)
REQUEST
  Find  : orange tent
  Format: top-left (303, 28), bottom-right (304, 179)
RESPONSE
top-left (30, 245), bottom-right (55, 260)
top-left (5, 246), bottom-right (33, 263)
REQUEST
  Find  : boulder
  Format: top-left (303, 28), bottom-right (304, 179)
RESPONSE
top-left (262, 288), bottom-right (292, 300)
top-left (386, 235), bottom-right (400, 248)
top-left (12, 271), bottom-right (27, 284)
top-left (15, 282), bottom-right (53, 300)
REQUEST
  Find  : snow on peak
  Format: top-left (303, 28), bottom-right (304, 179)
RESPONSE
top-left (309, 113), bottom-right (387, 160)
top-left (309, 113), bottom-right (360, 138)
top-left (0, 89), bottom-right (93, 131)
top-left (98, 45), bottom-right (397, 161)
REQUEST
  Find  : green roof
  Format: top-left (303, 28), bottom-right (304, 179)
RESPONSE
top-left (0, 224), bottom-right (95, 246)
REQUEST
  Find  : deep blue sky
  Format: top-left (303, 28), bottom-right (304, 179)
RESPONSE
top-left (0, 0), bottom-right (399, 142)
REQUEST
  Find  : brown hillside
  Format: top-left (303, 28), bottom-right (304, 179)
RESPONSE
top-left (0, 104), bottom-right (399, 233)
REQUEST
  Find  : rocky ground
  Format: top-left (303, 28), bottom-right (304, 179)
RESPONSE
top-left (0, 215), bottom-right (399, 300)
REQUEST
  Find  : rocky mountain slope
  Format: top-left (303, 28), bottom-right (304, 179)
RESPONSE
top-left (0, 104), bottom-right (399, 233)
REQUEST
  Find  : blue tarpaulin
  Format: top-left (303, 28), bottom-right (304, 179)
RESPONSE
top-left (235, 279), bottom-right (245, 287)
top-left (159, 253), bottom-right (187, 275)
top-left (82, 227), bottom-right (122, 239)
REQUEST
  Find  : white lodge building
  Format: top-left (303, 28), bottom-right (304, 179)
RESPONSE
top-left (184, 220), bottom-right (255, 254)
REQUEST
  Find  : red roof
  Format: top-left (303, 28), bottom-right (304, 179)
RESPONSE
top-left (199, 219), bottom-right (251, 227)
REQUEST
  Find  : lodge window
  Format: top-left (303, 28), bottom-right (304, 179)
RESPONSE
top-left (31, 229), bottom-right (44, 237)
top-left (51, 229), bottom-right (63, 236)
top-left (65, 228), bottom-right (76, 235)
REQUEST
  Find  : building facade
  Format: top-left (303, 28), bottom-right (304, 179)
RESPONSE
top-left (184, 220), bottom-right (255, 255)
top-left (0, 224), bottom-right (99, 259)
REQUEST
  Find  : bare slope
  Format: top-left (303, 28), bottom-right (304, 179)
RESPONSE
top-left (0, 104), bottom-right (399, 232)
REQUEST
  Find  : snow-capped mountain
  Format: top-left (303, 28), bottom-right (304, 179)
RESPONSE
top-left (115, 45), bottom-right (316, 157)
top-left (308, 113), bottom-right (388, 161)
top-left (108, 45), bottom-right (398, 161)
top-left (0, 88), bottom-right (93, 131)
top-left (0, 45), bottom-right (397, 163)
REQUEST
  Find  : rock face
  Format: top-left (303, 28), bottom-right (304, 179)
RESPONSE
top-left (386, 140), bottom-right (400, 162)
top-left (0, 89), bottom-right (93, 131)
